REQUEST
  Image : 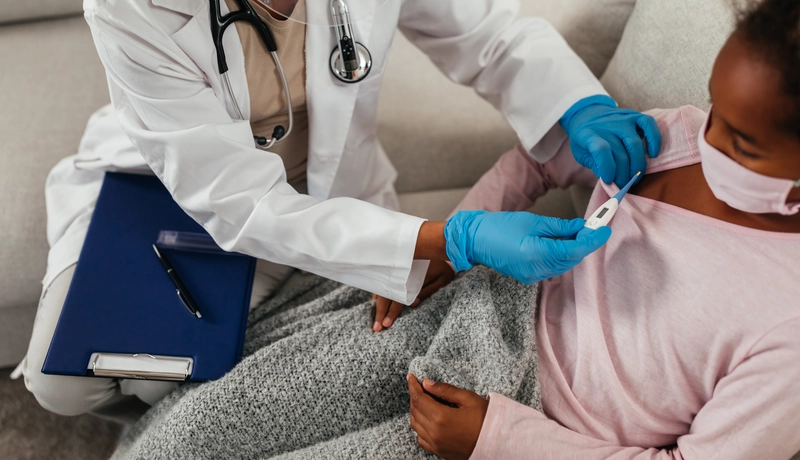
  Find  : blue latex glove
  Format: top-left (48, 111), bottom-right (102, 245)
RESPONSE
top-left (444, 211), bottom-right (612, 284)
top-left (560, 95), bottom-right (662, 187)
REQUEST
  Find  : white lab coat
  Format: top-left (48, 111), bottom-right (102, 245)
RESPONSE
top-left (44, 0), bottom-right (605, 304)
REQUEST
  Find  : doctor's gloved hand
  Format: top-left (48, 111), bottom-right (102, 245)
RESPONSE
top-left (560, 95), bottom-right (662, 188)
top-left (444, 211), bottom-right (612, 284)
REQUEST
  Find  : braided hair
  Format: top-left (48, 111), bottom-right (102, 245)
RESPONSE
top-left (735, 0), bottom-right (800, 138)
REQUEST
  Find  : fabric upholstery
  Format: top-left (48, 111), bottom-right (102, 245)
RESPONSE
top-left (0, 17), bottom-right (109, 366)
top-left (520, 0), bottom-right (636, 77)
top-left (0, 1), bottom-right (83, 26)
top-left (0, 16), bottom-right (108, 306)
top-left (399, 188), bottom-right (471, 222)
top-left (377, 31), bottom-right (518, 195)
top-left (398, 187), bottom-right (578, 222)
top-left (0, 307), bottom-right (37, 367)
top-left (601, 0), bottom-right (736, 112)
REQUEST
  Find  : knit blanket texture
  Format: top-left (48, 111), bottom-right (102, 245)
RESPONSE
top-left (112, 266), bottom-right (541, 459)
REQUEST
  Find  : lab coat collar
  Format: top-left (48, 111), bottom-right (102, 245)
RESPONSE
top-left (151, 0), bottom-right (204, 16)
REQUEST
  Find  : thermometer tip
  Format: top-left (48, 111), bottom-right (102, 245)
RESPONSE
top-left (614, 172), bottom-right (642, 203)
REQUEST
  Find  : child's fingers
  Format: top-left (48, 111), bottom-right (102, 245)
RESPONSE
top-left (373, 296), bottom-right (391, 332)
top-left (417, 436), bottom-right (436, 455)
top-left (409, 411), bottom-right (433, 443)
top-left (382, 300), bottom-right (405, 329)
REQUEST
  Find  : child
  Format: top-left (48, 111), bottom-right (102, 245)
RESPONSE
top-left (407, 0), bottom-right (800, 458)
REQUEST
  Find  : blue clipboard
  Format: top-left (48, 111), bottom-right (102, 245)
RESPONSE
top-left (42, 172), bottom-right (256, 381)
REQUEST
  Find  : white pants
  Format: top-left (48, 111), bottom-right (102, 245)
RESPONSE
top-left (21, 259), bottom-right (296, 424)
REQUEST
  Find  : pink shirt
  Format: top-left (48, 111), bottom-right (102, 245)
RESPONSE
top-left (459, 107), bottom-right (800, 459)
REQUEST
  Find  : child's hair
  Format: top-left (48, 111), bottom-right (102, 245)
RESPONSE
top-left (735, 0), bottom-right (800, 138)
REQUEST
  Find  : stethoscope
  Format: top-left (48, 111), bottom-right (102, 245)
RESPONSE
top-left (210, 0), bottom-right (373, 150)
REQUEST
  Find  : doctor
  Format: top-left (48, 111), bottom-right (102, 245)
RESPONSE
top-left (21, 0), bottom-right (660, 421)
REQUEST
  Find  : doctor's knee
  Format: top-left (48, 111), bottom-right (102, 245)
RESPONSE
top-left (23, 364), bottom-right (116, 416)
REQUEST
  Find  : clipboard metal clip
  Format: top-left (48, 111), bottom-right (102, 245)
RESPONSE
top-left (88, 353), bottom-right (194, 381)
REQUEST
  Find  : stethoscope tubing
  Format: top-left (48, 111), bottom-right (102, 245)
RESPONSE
top-left (270, 50), bottom-right (294, 146)
top-left (212, 0), bottom-right (278, 74)
top-left (213, 0), bottom-right (293, 150)
top-left (212, 0), bottom-right (370, 150)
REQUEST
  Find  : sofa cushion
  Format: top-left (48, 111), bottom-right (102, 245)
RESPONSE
top-left (399, 187), bottom-right (578, 224)
top-left (600, 0), bottom-right (735, 112)
top-left (399, 189), bottom-right (472, 222)
top-left (520, 0), bottom-right (636, 77)
top-left (0, 17), bottom-right (109, 304)
top-left (0, 1), bottom-right (83, 26)
top-left (0, 307), bottom-right (38, 368)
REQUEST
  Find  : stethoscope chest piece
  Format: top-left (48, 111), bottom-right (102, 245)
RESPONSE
top-left (330, 41), bottom-right (372, 83)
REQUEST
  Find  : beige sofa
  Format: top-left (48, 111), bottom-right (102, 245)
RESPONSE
top-left (0, 0), bottom-right (637, 368)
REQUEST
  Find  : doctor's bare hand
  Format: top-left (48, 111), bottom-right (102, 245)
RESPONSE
top-left (372, 260), bottom-right (454, 332)
top-left (408, 374), bottom-right (488, 460)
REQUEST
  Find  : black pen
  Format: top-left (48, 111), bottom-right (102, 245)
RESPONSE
top-left (152, 244), bottom-right (202, 319)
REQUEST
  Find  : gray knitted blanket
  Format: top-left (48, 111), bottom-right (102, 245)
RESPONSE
top-left (112, 267), bottom-right (540, 459)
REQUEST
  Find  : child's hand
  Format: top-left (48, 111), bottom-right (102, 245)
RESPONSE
top-left (372, 260), bottom-right (455, 332)
top-left (407, 374), bottom-right (489, 460)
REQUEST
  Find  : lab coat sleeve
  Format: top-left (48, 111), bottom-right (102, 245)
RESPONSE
top-left (83, 6), bottom-right (427, 305)
top-left (471, 319), bottom-right (800, 460)
top-left (397, 0), bottom-right (608, 163)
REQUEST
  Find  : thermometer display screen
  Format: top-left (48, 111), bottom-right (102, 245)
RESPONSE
top-left (597, 207), bottom-right (610, 219)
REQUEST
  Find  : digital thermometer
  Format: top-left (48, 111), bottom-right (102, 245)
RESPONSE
top-left (585, 172), bottom-right (642, 230)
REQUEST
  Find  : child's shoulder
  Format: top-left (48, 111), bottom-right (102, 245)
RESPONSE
top-left (643, 106), bottom-right (707, 174)
top-left (624, 106), bottom-right (709, 212)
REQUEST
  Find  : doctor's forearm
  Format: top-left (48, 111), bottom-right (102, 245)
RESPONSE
top-left (414, 222), bottom-right (448, 261)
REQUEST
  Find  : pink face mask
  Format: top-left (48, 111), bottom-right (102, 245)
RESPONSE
top-left (698, 112), bottom-right (800, 216)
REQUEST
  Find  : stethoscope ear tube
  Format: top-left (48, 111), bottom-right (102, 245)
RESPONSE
top-left (212, 0), bottom-right (279, 74)
top-left (210, 0), bottom-right (230, 74)
top-left (241, 0), bottom-right (278, 52)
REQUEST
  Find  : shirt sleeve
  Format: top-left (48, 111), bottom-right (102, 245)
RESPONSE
top-left (397, 0), bottom-right (606, 158)
top-left (452, 141), bottom-right (596, 216)
top-left (83, 4), bottom-right (427, 304)
top-left (471, 318), bottom-right (800, 460)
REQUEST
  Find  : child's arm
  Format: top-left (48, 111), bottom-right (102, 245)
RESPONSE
top-left (453, 142), bottom-right (597, 215)
top-left (469, 319), bottom-right (800, 460)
